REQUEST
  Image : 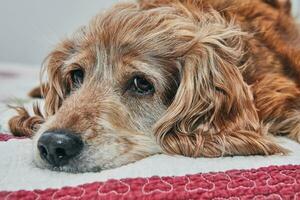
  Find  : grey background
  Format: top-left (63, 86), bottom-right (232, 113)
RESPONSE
top-left (0, 0), bottom-right (299, 66)
top-left (0, 0), bottom-right (119, 65)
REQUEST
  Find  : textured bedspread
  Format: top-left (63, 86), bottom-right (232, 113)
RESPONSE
top-left (0, 63), bottom-right (300, 199)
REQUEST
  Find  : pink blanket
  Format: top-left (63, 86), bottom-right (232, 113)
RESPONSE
top-left (1, 134), bottom-right (300, 200)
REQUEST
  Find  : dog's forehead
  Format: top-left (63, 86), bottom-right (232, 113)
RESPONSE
top-left (69, 3), bottom-right (193, 60)
top-left (60, 2), bottom-right (194, 89)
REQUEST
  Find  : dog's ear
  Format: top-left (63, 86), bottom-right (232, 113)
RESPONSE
top-left (8, 105), bottom-right (44, 137)
top-left (28, 83), bottom-right (49, 99)
top-left (8, 41), bottom-right (73, 137)
top-left (154, 13), bottom-right (286, 157)
top-left (42, 40), bottom-right (74, 117)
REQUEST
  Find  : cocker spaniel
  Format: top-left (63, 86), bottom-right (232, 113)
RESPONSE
top-left (9, 0), bottom-right (300, 172)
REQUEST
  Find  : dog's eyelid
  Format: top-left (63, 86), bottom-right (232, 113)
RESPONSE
top-left (64, 64), bottom-right (83, 75)
top-left (72, 63), bottom-right (85, 71)
top-left (125, 75), bottom-right (155, 96)
top-left (128, 72), bottom-right (155, 85)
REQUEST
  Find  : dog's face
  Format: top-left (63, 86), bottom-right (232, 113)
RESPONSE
top-left (32, 1), bottom-right (253, 172)
top-left (33, 3), bottom-right (184, 172)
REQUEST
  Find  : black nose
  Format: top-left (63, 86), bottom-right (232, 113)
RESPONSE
top-left (37, 131), bottom-right (83, 167)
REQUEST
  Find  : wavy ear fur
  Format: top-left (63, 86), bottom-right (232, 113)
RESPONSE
top-left (8, 40), bottom-right (73, 137)
top-left (154, 10), bottom-right (286, 157)
top-left (42, 40), bottom-right (74, 117)
top-left (8, 104), bottom-right (44, 137)
top-left (28, 83), bottom-right (49, 99)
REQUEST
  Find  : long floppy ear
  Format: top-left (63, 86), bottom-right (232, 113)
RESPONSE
top-left (42, 40), bottom-right (75, 117)
top-left (8, 40), bottom-right (73, 137)
top-left (154, 12), bottom-right (286, 157)
top-left (8, 104), bottom-right (44, 137)
top-left (28, 83), bottom-right (49, 99)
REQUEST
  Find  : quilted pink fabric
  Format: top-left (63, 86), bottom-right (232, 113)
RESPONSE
top-left (0, 134), bottom-right (15, 141)
top-left (0, 134), bottom-right (25, 141)
top-left (1, 134), bottom-right (300, 200)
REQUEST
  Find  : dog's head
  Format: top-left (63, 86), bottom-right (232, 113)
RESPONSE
top-left (33, 0), bottom-right (255, 172)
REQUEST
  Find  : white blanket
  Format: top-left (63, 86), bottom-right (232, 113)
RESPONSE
top-left (1, 63), bottom-right (300, 191)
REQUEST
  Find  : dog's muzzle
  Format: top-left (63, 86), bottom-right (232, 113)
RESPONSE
top-left (37, 131), bottom-right (83, 167)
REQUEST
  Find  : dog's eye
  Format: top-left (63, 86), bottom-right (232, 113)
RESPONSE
top-left (129, 76), bottom-right (155, 95)
top-left (70, 69), bottom-right (84, 86)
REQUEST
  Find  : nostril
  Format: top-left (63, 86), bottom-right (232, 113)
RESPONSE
top-left (55, 148), bottom-right (67, 160)
top-left (38, 145), bottom-right (48, 158)
top-left (37, 131), bottom-right (83, 167)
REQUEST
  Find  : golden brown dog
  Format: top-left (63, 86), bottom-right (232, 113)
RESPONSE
top-left (8, 0), bottom-right (300, 172)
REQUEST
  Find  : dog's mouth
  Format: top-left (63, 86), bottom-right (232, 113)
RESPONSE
top-left (36, 161), bottom-right (103, 173)
top-left (48, 163), bottom-right (102, 173)
top-left (34, 147), bottom-right (104, 173)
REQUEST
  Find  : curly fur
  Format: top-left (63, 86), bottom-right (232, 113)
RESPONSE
top-left (8, 0), bottom-right (300, 172)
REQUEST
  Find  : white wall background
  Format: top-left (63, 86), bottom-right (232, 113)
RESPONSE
top-left (0, 0), bottom-right (119, 65)
top-left (0, 0), bottom-right (299, 66)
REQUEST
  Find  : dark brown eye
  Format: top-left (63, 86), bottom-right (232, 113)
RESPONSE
top-left (70, 69), bottom-right (84, 86)
top-left (129, 76), bottom-right (155, 95)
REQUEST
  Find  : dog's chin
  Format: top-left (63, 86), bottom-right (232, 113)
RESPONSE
top-left (33, 155), bottom-right (103, 173)
top-left (32, 145), bottom-right (141, 173)
top-left (32, 147), bottom-right (103, 173)
top-left (49, 165), bottom-right (102, 173)
top-left (32, 127), bottom-right (162, 173)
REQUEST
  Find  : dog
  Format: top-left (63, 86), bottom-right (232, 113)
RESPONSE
top-left (8, 0), bottom-right (300, 172)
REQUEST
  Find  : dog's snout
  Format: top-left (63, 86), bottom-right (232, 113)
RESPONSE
top-left (37, 131), bottom-right (83, 167)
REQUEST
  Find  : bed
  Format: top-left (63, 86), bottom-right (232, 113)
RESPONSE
top-left (0, 63), bottom-right (300, 199)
